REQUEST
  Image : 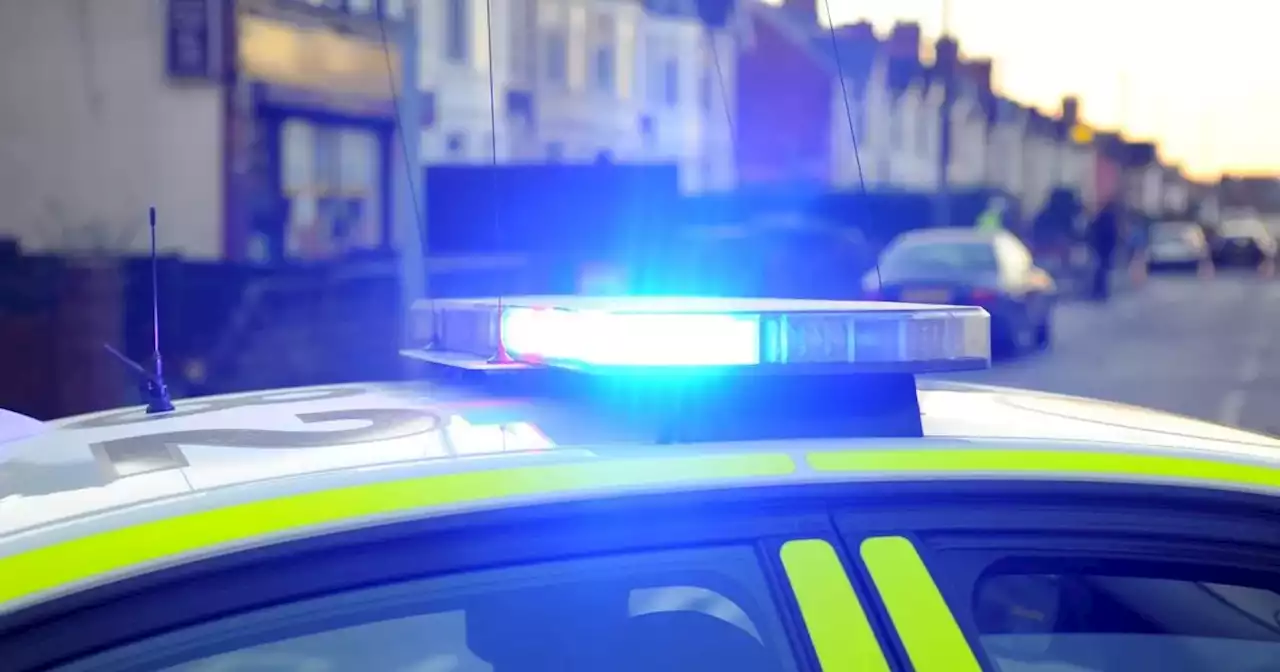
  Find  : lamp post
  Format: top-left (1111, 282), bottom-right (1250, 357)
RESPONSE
top-left (394, 1), bottom-right (426, 360)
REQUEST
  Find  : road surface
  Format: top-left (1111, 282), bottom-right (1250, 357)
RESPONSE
top-left (938, 271), bottom-right (1280, 436)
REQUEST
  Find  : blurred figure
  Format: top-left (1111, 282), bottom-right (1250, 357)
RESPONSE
top-left (1127, 215), bottom-right (1150, 285)
top-left (1087, 200), bottom-right (1121, 301)
top-left (976, 196), bottom-right (1007, 232)
top-left (1031, 189), bottom-right (1083, 280)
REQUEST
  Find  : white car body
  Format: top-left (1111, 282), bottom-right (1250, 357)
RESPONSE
top-left (1148, 222), bottom-right (1209, 265)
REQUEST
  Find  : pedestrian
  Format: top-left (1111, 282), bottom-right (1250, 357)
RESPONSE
top-left (1127, 215), bottom-right (1150, 285)
top-left (1087, 200), bottom-right (1121, 301)
top-left (1032, 189), bottom-right (1082, 276)
top-left (976, 196), bottom-right (1006, 232)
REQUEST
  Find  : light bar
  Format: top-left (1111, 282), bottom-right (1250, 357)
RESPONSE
top-left (403, 297), bottom-right (990, 373)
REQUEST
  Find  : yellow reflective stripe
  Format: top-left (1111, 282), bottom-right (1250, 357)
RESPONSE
top-left (807, 448), bottom-right (1280, 491)
top-left (780, 539), bottom-right (890, 672)
top-left (0, 454), bottom-right (794, 607)
top-left (860, 536), bottom-right (983, 672)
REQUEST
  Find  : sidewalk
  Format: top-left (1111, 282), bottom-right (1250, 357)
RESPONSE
top-left (1053, 266), bottom-right (1134, 301)
top-left (1038, 250), bottom-right (1134, 302)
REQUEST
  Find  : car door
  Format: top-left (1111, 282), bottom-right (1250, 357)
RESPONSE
top-left (1, 486), bottom-right (900, 672)
top-left (834, 479), bottom-right (1280, 672)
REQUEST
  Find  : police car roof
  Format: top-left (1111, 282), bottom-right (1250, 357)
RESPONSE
top-left (3, 380), bottom-right (1277, 532)
top-left (3, 380), bottom-right (1280, 613)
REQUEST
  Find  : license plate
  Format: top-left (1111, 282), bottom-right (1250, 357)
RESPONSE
top-left (901, 289), bottom-right (952, 304)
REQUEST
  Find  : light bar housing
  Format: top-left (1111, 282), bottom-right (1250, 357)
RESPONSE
top-left (403, 296), bottom-right (990, 374)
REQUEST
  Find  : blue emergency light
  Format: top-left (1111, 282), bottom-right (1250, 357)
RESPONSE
top-left (401, 296), bottom-right (991, 373)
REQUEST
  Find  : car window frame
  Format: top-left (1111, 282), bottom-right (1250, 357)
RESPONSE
top-left (831, 479), bottom-right (1280, 672)
top-left (1, 486), bottom-right (864, 672)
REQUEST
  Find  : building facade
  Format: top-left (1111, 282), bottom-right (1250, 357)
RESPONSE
top-left (0, 0), bottom-right (226, 259)
top-left (0, 0), bottom-right (413, 263)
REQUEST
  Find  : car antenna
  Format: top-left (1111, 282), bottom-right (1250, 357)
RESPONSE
top-left (818, 0), bottom-right (882, 292)
top-left (478, 0), bottom-right (513, 364)
top-left (102, 206), bottom-right (175, 414)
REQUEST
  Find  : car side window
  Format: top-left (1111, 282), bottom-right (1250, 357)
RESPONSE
top-left (59, 546), bottom-right (804, 672)
top-left (973, 566), bottom-right (1280, 672)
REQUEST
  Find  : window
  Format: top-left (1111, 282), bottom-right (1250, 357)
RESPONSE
top-left (544, 29), bottom-right (567, 84)
top-left (446, 132), bottom-right (466, 159)
top-left (446, 0), bottom-right (470, 63)
top-left (347, 0), bottom-right (375, 13)
top-left (917, 112), bottom-right (931, 157)
top-left (381, 0), bottom-right (405, 20)
top-left (879, 240), bottom-right (999, 280)
top-left (508, 0), bottom-right (535, 81)
top-left (662, 58), bottom-right (679, 106)
top-left (593, 16), bottom-right (616, 93)
top-left (645, 35), bottom-right (665, 105)
top-left (1219, 219), bottom-right (1265, 239)
top-left (974, 568), bottom-right (1280, 671)
top-left (67, 547), bottom-right (802, 672)
top-left (1153, 222), bottom-right (1204, 244)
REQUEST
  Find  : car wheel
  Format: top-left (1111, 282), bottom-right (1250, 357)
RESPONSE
top-left (1035, 317), bottom-right (1052, 350)
top-left (1010, 319), bottom-right (1035, 355)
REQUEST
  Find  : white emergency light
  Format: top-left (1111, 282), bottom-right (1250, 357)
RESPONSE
top-left (401, 297), bottom-right (991, 373)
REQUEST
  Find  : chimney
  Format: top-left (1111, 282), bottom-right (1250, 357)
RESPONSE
top-left (886, 21), bottom-right (922, 61)
top-left (1061, 96), bottom-right (1080, 126)
top-left (966, 59), bottom-right (992, 94)
top-left (782, 0), bottom-right (818, 27)
top-left (935, 36), bottom-right (959, 70)
top-left (837, 19), bottom-right (875, 42)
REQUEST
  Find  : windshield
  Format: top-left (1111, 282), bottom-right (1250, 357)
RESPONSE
top-left (879, 240), bottom-right (998, 279)
top-left (1151, 223), bottom-right (1200, 242)
top-left (1220, 220), bottom-right (1264, 238)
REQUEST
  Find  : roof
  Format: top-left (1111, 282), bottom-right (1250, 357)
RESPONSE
top-left (743, 2), bottom-right (835, 74)
top-left (810, 29), bottom-right (878, 97)
top-left (2, 380), bottom-right (1279, 613)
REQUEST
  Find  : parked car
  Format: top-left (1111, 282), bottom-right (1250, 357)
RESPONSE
top-left (1147, 221), bottom-right (1211, 271)
top-left (1213, 218), bottom-right (1278, 267)
top-left (863, 228), bottom-right (1056, 356)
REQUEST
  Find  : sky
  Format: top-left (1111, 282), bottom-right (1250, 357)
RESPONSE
top-left (809, 0), bottom-right (1277, 179)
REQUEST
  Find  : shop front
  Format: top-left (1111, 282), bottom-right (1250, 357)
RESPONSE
top-left (226, 3), bottom-right (407, 263)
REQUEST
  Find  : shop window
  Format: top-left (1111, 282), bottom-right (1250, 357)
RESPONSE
top-left (281, 119), bottom-right (383, 261)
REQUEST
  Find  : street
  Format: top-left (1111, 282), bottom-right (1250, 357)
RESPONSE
top-left (938, 271), bottom-right (1280, 436)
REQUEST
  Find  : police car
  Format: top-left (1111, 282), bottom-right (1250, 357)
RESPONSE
top-left (3, 297), bottom-right (1280, 672)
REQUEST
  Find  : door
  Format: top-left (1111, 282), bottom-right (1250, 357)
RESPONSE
top-left (4, 489), bottom-right (898, 671)
top-left (836, 481), bottom-right (1280, 672)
